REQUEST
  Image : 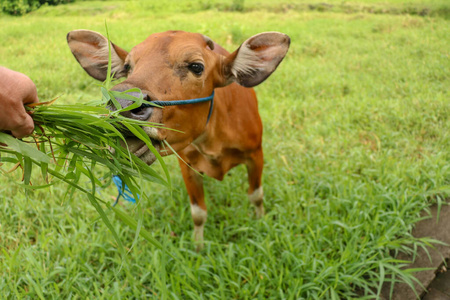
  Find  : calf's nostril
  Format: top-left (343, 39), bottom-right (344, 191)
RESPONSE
top-left (131, 107), bottom-right (145, 114)
top-left (130, 106), bottom-right (153, 120)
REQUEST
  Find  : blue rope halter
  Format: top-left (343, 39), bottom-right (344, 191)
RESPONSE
top-left (141, 91), bottom-right (215, 125)
top-left (112, 91), bottom-right (215, 205)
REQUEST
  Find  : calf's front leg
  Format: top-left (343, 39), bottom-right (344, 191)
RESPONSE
top-left (178, 159), bottom-right (207, 252)
top-left (246, 148), bottom-right (265, 217)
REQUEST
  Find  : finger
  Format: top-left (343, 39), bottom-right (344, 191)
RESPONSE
top-left (10, 114), bottom-right (35, 139)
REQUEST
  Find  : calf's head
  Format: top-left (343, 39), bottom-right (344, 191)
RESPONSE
top-left (67, 30), bottom-right (290, 165)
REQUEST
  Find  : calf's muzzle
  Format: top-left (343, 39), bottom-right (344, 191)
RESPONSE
top-left (107, 91), bottom-right (153, 121)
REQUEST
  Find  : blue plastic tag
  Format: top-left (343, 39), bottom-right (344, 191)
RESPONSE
top-left (112, 175), bottom-right (139, 205)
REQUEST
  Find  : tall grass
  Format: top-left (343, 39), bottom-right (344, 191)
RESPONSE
top-left (0, 0), bottom-right (449, 298)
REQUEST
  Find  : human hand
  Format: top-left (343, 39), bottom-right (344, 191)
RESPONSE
top-left (0, 67), bottom-right (39, 138)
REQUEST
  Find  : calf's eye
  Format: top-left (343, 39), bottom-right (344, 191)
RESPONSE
top-left (188, 63), bottom-right (204, 75)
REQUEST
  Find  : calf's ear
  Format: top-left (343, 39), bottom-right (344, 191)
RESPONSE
top-left (223, 32), bottom-right (290, 87)
top-left (67, 30), bottom-right (128, 81)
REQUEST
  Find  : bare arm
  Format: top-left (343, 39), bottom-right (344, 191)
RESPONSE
top-left (0, 67), bottom-right (39, 138)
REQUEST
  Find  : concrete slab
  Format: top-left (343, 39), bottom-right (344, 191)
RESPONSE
top-left (422, 288), bottom-right (450, 300)
top-left (380, 202), bottom-right (450, 300)
top-left (424, 264), bottom-right (450, 298)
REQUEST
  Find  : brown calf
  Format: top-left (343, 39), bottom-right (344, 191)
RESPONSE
top-left (67, 30), bottom-right (290, 250)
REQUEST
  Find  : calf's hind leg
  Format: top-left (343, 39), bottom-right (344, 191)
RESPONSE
top-left (178, 159), bottom-right (207, 251)
top-left (246, 148), bottom-right (264, 217)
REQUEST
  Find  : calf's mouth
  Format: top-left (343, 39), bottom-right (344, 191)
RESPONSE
top-left (120, 126), bottom-right (166, 166)
top-left (123, 136), bottom-right (161, 166)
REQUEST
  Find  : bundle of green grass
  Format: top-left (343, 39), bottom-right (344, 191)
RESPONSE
top-left (0, 87), bottom-right (173, 249)
top-left (0, 87), bottom-right (169, 192)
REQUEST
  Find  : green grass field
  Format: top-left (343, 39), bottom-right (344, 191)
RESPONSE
top-left (1, 0), bottom-right (449, 298)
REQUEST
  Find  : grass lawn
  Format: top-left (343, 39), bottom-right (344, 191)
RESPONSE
top-left (0, 0), bottom-right (449, 298)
